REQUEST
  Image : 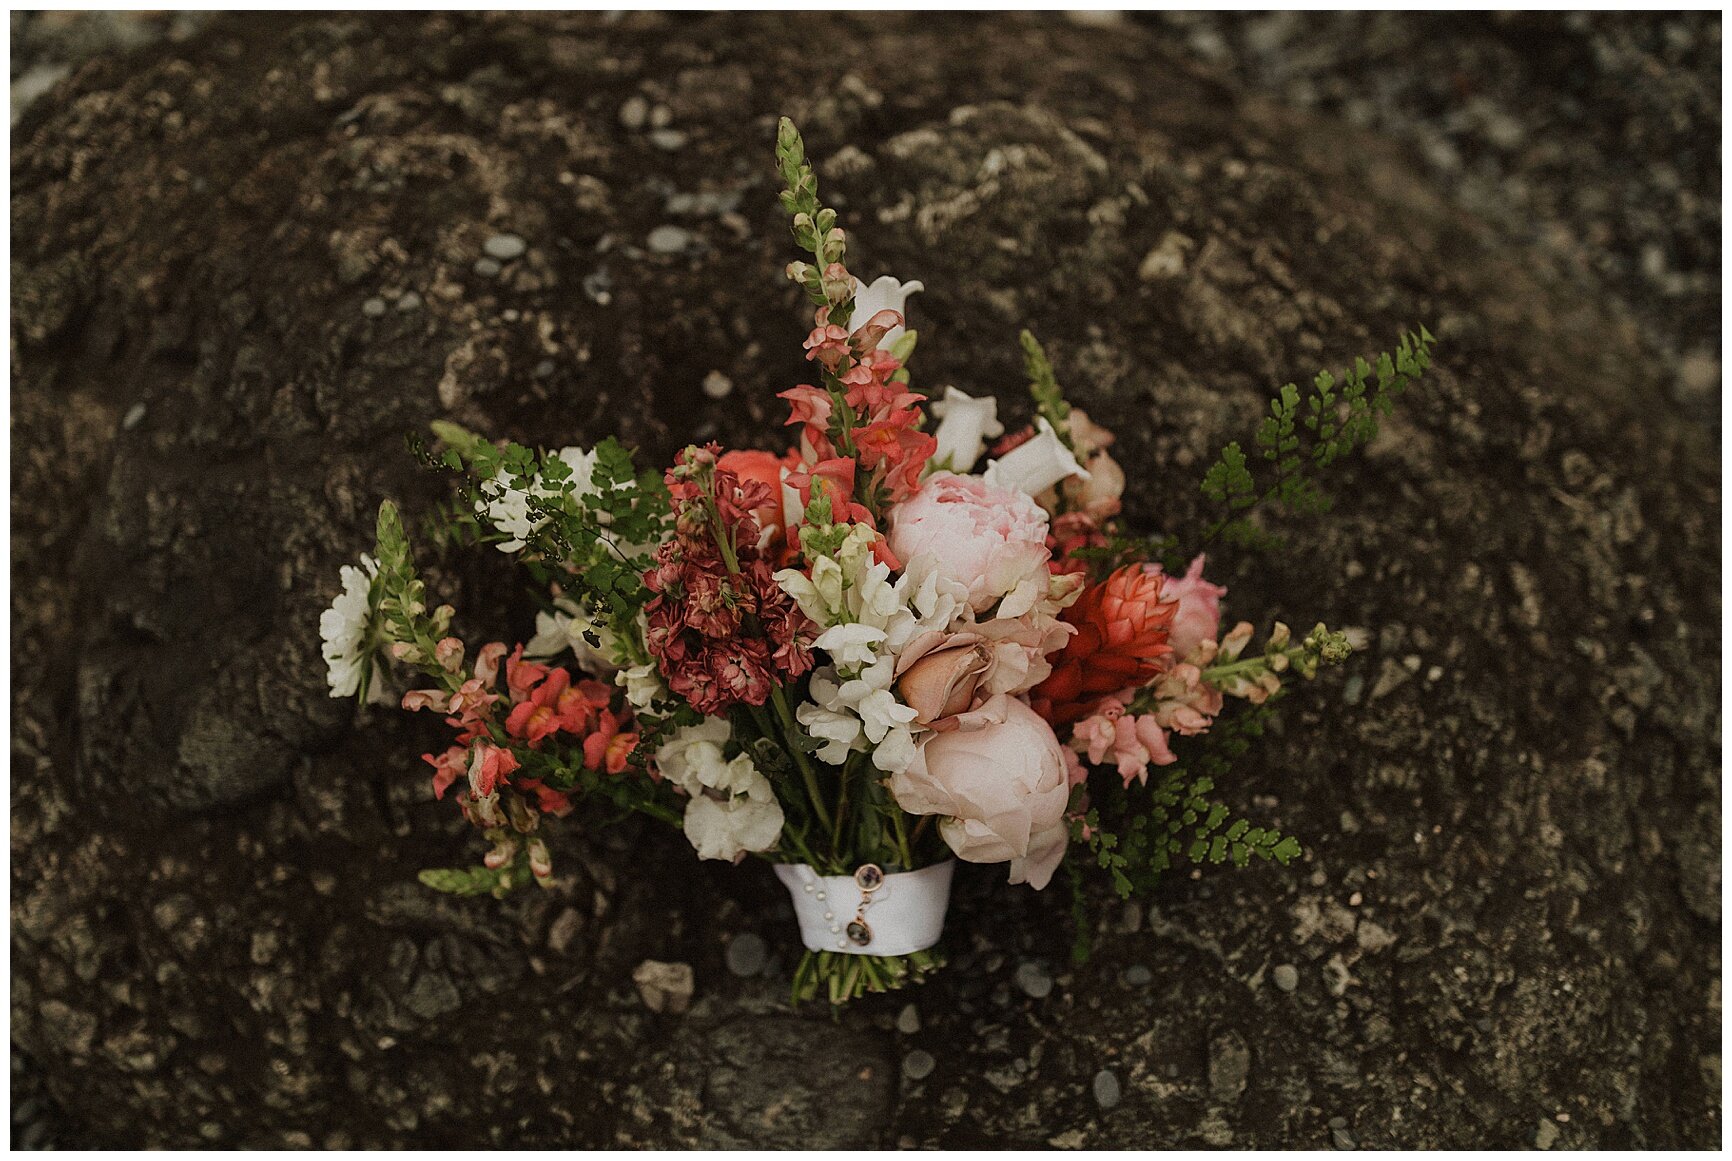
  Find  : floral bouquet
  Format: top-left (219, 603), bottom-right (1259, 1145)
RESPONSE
top-left (321, 118), bottom-right (1433, 1005)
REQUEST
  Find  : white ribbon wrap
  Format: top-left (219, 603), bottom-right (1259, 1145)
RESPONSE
top-left (774, 861), bottom-right (955, 956)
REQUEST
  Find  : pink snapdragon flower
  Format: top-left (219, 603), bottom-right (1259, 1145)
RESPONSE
top-left (1070, 697), bottom-right (1177, 787)
top-left (1147, 554), bottom-right (1227, 661)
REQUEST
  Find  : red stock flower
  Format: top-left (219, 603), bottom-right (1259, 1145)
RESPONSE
top-left (643, 457), bottom-right (816, 716)
top-left (1031, 565), bottom-right (1179, 725)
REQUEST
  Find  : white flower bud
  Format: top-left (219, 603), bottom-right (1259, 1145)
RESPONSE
top-left (928, 387), bottom-right (1004, 475)
top-left (982, 418), bottom-right (1090, 497)
top-left (850, 275), bottom-right (923, 349)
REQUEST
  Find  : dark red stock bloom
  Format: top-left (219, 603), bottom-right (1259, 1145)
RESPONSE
top-left (1031, 565), bottom-right (1178, 725)
top-left (643, 459), bottom-right (814, 716)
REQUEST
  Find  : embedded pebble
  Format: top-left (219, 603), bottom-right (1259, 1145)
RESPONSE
top-left (1273, 963), bottom-right (1300, 992)
top-left (902, 1049), bottom-right (936, 1081)
top-left (1341, 674), bottom-right (1364, 706)
top-left (1332, 1127), bottom-right (1358, 1150)
top-left (650, 128), bottom-right (688, 151)
top-left (702, 370), bottom-right (734, 399)
top-left (122, 403), bottom-right (147, 430)
top-left (1092, 1069), bottom-right (1121, 1110)
top-left (896, 1003), bottom-right (921, 1035)
top-left (483, 232), bottom-right (527, 261)
top-left (1013, 961), bottom-right (1054, 999)
top-left (618, 94), bottom-right (649, 131)
top-left (630, 960), bottom-right (693, 1014)
top-left (473, 257), bottom-right (502, 277)
top-left (724, 933), bottom-right (767, 978)
top-left (647, 225), bottom-right (693, 254)
top-left (546, 908), bottom-right (582, 956)
top-left (1208, 1029), bottom-right (1251, 1102)
top-left (582, 270), bottom-right (613, 305)
top-left (1123, 964), bottom-right (1153, 986)
top-left (395, 291), bottom-right (422, 312)
top-left (361, 296), bottom-right (387, 317)
top-left (534, 359), bottom-right (556, 379)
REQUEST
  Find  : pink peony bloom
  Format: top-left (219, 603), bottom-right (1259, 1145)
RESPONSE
top-left (1070, 697), bottom-right (1177, 787)
top-left (1148, 554), bottom-right (1227, 661)
top-left (887, 472), bottom-right (1051, 614)
top-left (888, 694), bottom-right (1071, 890)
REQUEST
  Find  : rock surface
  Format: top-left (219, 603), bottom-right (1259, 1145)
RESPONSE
top-left (10, 12), bottom-right (1719, 1149)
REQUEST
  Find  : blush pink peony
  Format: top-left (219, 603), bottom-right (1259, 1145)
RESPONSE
top-left (1149, 554), bottom-right (1227, 661)
top-left (887, 472), bottom-right (1052, 614)
top-left (887, 694), bottom-right (1070, 889)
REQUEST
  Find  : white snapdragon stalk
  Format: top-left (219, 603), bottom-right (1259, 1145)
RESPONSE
top-left (656, 719), bottom-right (785, 861)
top-left (524, 597), bottom-right (621, 674)
top-left (616, 663), bottom-right (666, 712)
top-left (982, 417), bottom-right (1090, 497)
top-left (320, 554), bottom-right (390, 702)
top-left (797, 700), bottom-right (865, 765)
top-left (928, 387), bottom-right (1004, 475)
top-left (813, 622), bottom-right (890, 671)
top-left (851, 275), bottom-right (923, 349)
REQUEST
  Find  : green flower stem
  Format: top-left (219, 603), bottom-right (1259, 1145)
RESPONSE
top-left (790, 947), bottom-right (946, 1005)
top-left (770, 684), bottom-right (833, 835)
top-left (890, 806), bottom-right (914, 870)
top-left (1200, 645), bottom-right (1305, 686)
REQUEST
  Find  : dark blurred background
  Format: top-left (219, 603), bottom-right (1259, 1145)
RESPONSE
top-left (13, 10), bottom-right (1720, 417)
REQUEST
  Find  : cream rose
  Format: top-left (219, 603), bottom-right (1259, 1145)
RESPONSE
top-left (887, 694), bottom-right (1071, 890)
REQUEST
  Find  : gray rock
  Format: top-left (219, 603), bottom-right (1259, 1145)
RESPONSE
top-left (724, 933), bottom-right (767, 978)
top-left (902, 1049), bottom-right (936, 1080)
top-left (482, 233), bottom-right (527, 261)
top-left (691, 1016), bottom-right (894, 1147)
top-left (395, 291), bottom-right (422, 312)
top-left (1092, 1069), bottom-right (1121, 1110)
top-left (631, 960), bottom-right (694, 1014)
top-left (361, 297), bottom-right (387, 317)
top-left (1123, 964), bottom-right (1153, 987)
top-left (472, 257), bottom-right (501, 277)
top-left (1273, 964), bottom-right (1300, 992)
top-left (1333, 1127), bottom-right (1358, 1150)
top-left (646, 225), bottom-right (693, 255)
top-left (9, 10), bottom-right (1720, 1151)
top-left (896, 1003), bottom-right (922, 1035)
top-left (1013, 961), bottom-right (1054, 999)
top-left (618, 94), bottom-right (649, 131)
top-left (1208, 1029), bottom-right (1251, 1102)
top-left (649, 128), bottom-right (687, 151)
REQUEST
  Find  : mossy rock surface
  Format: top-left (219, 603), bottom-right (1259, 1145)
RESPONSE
top-left (11, 12), bottom-right (1718, 1148)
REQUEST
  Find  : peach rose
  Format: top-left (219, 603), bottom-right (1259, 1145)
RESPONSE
top-left (1149, 554), bottom-right (1227, 660)
top-left (896, 638), bottom-right (993, 726)
top-left (887, 694), bottom-right (1071, 890)
top-left (887, 472), bottom-right (1051, 614)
